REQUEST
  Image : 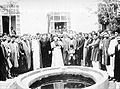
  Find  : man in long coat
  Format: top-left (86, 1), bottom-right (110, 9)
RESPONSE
top-left (61, 34), bottom-right (69, 65)
top-left (76, 33), bottom-right (85, 66)
top-left (109, 35), bottom-right (120, 81)
top-left (40, 34), bottom-right (51, 68)
top-left (0, 38), bottom-right (8, 80)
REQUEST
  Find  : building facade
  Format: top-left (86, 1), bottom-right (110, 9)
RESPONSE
top-left (47, 12), bottom-right (71, 34)
top-left (0, 3), bottom-right (20, 36)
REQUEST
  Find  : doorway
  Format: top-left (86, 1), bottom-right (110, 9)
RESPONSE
top-left (54, 22), bottom-right (67, 33)
top-left (11, 16), bottom-right (16, 33)
top-left (2, 15), bottom-right (16, 35)
top-left (2, 16), bottom-right (9, 35)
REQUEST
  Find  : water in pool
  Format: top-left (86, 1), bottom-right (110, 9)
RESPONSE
top-left (29, 74), bottom-right (95, 89)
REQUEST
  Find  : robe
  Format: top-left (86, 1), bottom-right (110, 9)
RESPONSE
top-left (108, 38), bottom-right (117, 76)
top-left (32, 39), bottom-right (41, 70)
top-left (40, 39), bottom-right (51, 68)
top-left (2, 42), bottom-right (12, 68)
top-left (22, 40), bottom-right (31, 70)
top-left (102, 38), bottom-right (110, 65)
top-left (17, 41), bottom-right (28, 74)
top-left (76, 37), bottom-right (85, 66)
top-left (9, 42), bottom-right (19, 68)
top-left (25, 39), bottom-right (32, 70)
top-left (61, 37), bottom-right (69, 65)
top-left (51, 41), bottom-right (64, 67)
top-left (83, 39), bottom-right (89, 66)
top-left (91, 38), bottom-right (100, 61)
top-left (0, 44), bottom-right (8, 81)
top-left (114, 45), bottom-right (120, 81)
top-left (85, 38), bottom-right (93, 67)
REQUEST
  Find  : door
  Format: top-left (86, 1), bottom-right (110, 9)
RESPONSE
top-left (54, 22), bottom-right (67, 33)
top-left (11, 16), bottom-right (16, 35)
top-left (2, 16), bottom-right (9, 35)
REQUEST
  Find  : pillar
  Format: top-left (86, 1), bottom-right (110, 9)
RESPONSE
top-left (0, 15), bottom-right (2, 36)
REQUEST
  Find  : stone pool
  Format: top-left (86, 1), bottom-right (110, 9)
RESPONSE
top-left (7, 66), bottom-right (109, 89)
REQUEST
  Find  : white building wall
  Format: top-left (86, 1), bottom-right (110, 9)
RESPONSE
top-left (1, 0), bottom-right (99, 35)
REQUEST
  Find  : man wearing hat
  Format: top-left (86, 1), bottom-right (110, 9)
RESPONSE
top-left (101, 32), bottom-right (110, 70)
top-left (109, 35), bottom-right (120, 81)
top-left (114, 35), bottom-right (120, 81)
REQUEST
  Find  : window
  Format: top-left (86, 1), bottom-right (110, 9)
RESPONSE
top-left (61, 16), bottom-right (67, 20)
top-left (54, 16), bottom-right (60, 21)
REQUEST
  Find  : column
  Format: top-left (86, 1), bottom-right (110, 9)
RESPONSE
top-left (16, 14), bottom-right (21, 35)
top-left (0, 15), bottom-right (3, 35)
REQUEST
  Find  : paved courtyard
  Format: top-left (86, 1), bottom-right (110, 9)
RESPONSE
top-left (109, 81), bottom-right (120, 89)
top-left (0, 79), bottom-right (119, 89)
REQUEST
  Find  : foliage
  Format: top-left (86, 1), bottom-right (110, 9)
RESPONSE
top-left (98, 0), bottom-right (119, 31)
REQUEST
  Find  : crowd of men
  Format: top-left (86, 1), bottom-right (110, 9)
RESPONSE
top-left (0, 30), bottom-right (120, 82)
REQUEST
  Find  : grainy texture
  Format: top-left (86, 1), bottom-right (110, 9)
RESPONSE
top-left (0, 80), bottom-right (118, 89)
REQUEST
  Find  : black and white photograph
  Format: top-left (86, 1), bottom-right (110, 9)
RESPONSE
top-left (0, 0), bottom-right (120, 89)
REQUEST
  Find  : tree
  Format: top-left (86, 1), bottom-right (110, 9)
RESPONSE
top-left (98, 0), bottom-right (119, 32)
